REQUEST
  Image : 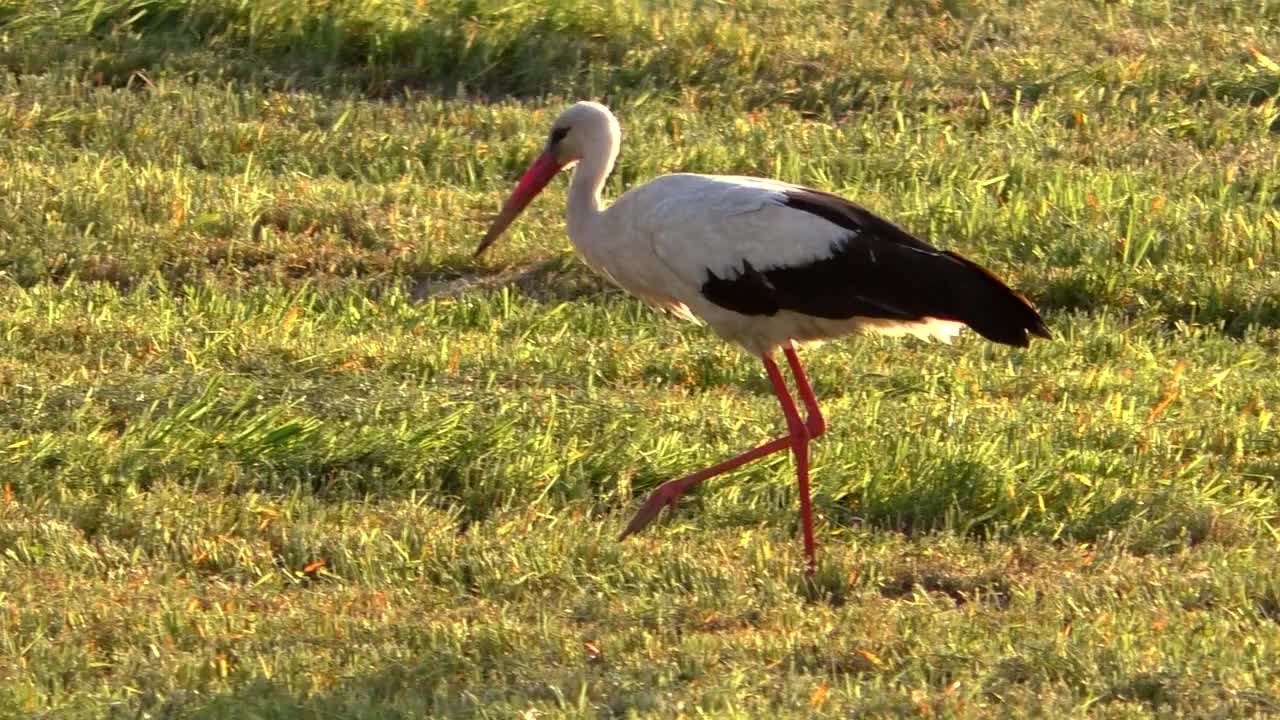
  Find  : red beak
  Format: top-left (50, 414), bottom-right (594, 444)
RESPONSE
top-left (474, 150), bottom-right (566, 257)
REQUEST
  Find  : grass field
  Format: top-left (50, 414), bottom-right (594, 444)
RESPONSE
top-left (3, 0), bottom-right (1280, 716)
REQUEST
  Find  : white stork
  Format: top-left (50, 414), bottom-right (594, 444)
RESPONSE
top-left (475, 101), bottom-right (1049, 574)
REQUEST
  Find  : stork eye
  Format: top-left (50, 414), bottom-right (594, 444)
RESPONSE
top-left (549, 126), bottom-right (569, 145)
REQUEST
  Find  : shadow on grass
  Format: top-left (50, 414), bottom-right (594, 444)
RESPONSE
top-left (1040, 268), bottom-right (1280, 339)
top-left (4, 1), bottom-right (647, 101)
top-left (0, 1), bottom-right (929, 123)
top-left (6, 0), bottom-right (882, 113)
top-left (406, 254), bottom-right (614, 305)
top-left (135, 658), bottom-right (673, 719)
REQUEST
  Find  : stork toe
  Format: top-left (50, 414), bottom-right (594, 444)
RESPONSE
top-left (618, 480), bottom-right (688, 540)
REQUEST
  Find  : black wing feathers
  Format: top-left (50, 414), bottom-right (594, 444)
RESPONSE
top-left (701, 259), bottom-right (781, 316)
top-left (700, 188), bottom-right (1050, 348)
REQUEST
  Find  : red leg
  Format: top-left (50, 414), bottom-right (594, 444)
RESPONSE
top-left (620, 351), bottom-right (819, 575)
top-left (763, 355), bottom-right (817, 575)
top-left (617, 434), bottom-right (792, 540)
top-left (783, 345), bottom-right (826, 439)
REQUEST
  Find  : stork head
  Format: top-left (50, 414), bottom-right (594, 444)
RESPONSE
top-left (474, 101), bottom-right (621, 258)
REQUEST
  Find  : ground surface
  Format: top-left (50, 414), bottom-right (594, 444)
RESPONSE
top-left (2, 1), bottom-right (1280, 717)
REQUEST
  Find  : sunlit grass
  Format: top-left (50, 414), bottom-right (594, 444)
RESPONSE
top-left (2, 0), bottom-right (1279, 717)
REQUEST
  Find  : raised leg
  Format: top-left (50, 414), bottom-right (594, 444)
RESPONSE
top-left (617, 434), bottom-right (792, 540)
top-left (620, 350), bottom-right (821, 575)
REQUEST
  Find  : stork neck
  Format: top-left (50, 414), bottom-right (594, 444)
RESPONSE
top-left (565, 146), bottom-right (615, 242)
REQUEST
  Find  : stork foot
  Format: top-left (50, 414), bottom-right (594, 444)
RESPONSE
top-left (618, 477), bottom-right (691, 540)
top-left (618, 434), bottom-right (795, 541)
